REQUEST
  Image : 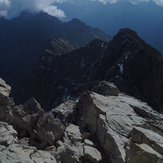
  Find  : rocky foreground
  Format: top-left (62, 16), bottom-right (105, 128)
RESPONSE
top-left (0, 78), bottom-right (163, 163)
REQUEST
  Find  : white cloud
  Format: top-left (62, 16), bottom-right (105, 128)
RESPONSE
top-left (1, 0), bottom-right (163, 18)
top-left (0, 0), bottom-right (66, 18)
top-left (99, 0), bottom-right (163, 6)
top-left (0, 0), bottom-right (10, 16)
top-left (153, 0), bottom-right (163, 6)
top-left (43, 6), bottom-right (66, 18)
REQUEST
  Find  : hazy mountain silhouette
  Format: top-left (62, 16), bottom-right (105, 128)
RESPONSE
top-left (54, 1), bottom-right (163, 54)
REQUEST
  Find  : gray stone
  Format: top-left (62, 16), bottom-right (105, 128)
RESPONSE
top-left (0, 122), bottom-right (18, 146)
top-left (56, 143), bottom-right (83, 163)
top-left (0, 78), bottom-right (11, 105)
top-left (37, 113), bottom-right (65, 145)
top-left (126, 143), bottom-right (163, 163)
top-left (64, 124), bottom-right (83, 144)
top-left (23, 97), bottom-right (44, 114)
top-left (87, 81), bottom-right (119, 96)
top-left (84, 145), bottom-right (102, 162)
top-left (81, 91), bottom-right (163, 163)
top-left (131, 127), bottom-right (163, 155)
top-left (84, 139), bottom-right (94, 147)
top-left (0, 144), bottom-right (57, 163)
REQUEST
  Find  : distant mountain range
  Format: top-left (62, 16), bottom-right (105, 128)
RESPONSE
top-left (16, 28), bottom-right (163, 112)
top-left (0, 10), bottom-right (111, 94)
top-left (54, 0), bottom-right (163, 54)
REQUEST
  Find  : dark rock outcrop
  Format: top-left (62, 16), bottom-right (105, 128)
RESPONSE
top-left (0, 11), bottom-right (111, 96)
top-left (87, 80), bottom-right (119, 96)
top-left (0, 78), bottom-right (14, 124)
top-left (17, 28), bottom-right (163, 112)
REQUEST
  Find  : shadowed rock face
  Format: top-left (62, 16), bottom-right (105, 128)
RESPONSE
top-left (0, 11), bottom-right (111, 96)
top-left (16, 28), bottom-right (163, 112)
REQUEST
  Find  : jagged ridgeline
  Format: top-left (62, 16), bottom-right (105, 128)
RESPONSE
top-left (16, 28), bottom-right (163, 112)
top-left (0, 10), bottom-right (111, 96)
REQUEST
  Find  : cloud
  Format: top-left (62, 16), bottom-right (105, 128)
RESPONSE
top-left (0, 0), bottom-right (10, 16)
top-left (0, 0), bottom-right (66, 18)
top-left (153, 0), bottom-right (163, 5)
top-left (43, 6), bottom-right (66, 18)
top-left (97, 0), bottom-right (163, 6)
top-left (1, 0), bottom-right (163, 18)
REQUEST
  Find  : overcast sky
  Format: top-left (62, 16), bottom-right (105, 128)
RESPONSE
top-left (0, 0), bottom-right (163, 18)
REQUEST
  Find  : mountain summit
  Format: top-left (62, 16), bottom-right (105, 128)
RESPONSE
top-left (16, 28), bottom-right (163, 112)
top-left (0, 10), bottom-right (111, 95)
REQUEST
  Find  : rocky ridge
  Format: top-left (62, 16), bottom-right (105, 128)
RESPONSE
top-left (0, 10), bottom-right (111, 96)
top-left (16, 28), bottom-right (163, 112)
top-left (1, 78), bottom-right (163, 163)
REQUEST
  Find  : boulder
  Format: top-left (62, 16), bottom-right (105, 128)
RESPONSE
top-left (126, 143), bottom-right (163, 163)
top-left (0, 122), bottom-right (18, 146)
top-left (56, 143), bottom-right (83, 163)
top-left (13, 98), bottom-right (44, 137)
top-left (0, 78), bottom-right (11, 105)
top-left (131, 127), bottom-right (163, 155)
top-left (23, 97), bottom-right (44, 114)
top-left (52, 100), bottom-right (77, 123)
top-left (0, 105), bottom-right (13, 124)
top-left (87, 81), bottom-right (119, 96)
top-left (0, 144), bottom-right (57, 163)
top-left (13, 105), bottom-right (35, 136)
top-left (0, 78), bottom-right (13, 124)
top-left (81, 91), bottom-right (163, 163)
top-left (84, 145), bottom-right (102, 162)
top-left (84, 139), bottom-right (94, 147)
top-left (64, 124), bottom-right (83, 144)
top-left (36, 113), bottom-right (65, 145)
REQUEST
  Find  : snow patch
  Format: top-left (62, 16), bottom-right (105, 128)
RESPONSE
top-left (119, 64), bottom-right (123, 74)
top-left (101, 42), bottom-right (104, 48)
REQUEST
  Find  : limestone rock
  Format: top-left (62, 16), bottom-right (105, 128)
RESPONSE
top-left (64, 124), bottom-right (82, 144)
top-left (0, 105), bottom-right (13, 124)
top-left (0, 144), bottom-right (57, 163)
top-left (52, 100), bottom-right (77, 123)
top-left (0, 78), bottom-right (13, 124)
top-left (0, 78), bottom-right (11, 105)
top-left (56, 143), bottom-right (84, 163)
top-left (131, 127), bottom-right (163, 155)
top-left (13, 98), bottom-right (44, 137)
top-left (84, 145), bottom-right (102, 162)
top-left (87, 80), bottom-right (119, 96)
top-left (13, 105), bottom-right (34, 136)
top-left (126, 143), bottom-right (163, 163)
top-left (37, 113), bottom-right (65, 145)
top-left (84, 139), bottom-right (94, 147)
top-left (23, 97), bottom-right (44, 114)
top-left (0, 122), bottom-right (18, 146)
top-left (81, 91), bottom-right (163, 163)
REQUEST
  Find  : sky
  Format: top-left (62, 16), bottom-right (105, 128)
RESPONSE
top-left (0, 0), bottom-right (163, 18)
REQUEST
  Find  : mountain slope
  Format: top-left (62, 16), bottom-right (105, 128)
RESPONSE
top-left (16, 28), bottom-right (163, 112)
top-left (0, 10), bottom-right (111, 94)
top-left (54, 0), bottom-right (163, 54)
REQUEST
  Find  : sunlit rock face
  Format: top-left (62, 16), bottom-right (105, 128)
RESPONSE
top-left (0, 78), bottom-right (163, 163)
